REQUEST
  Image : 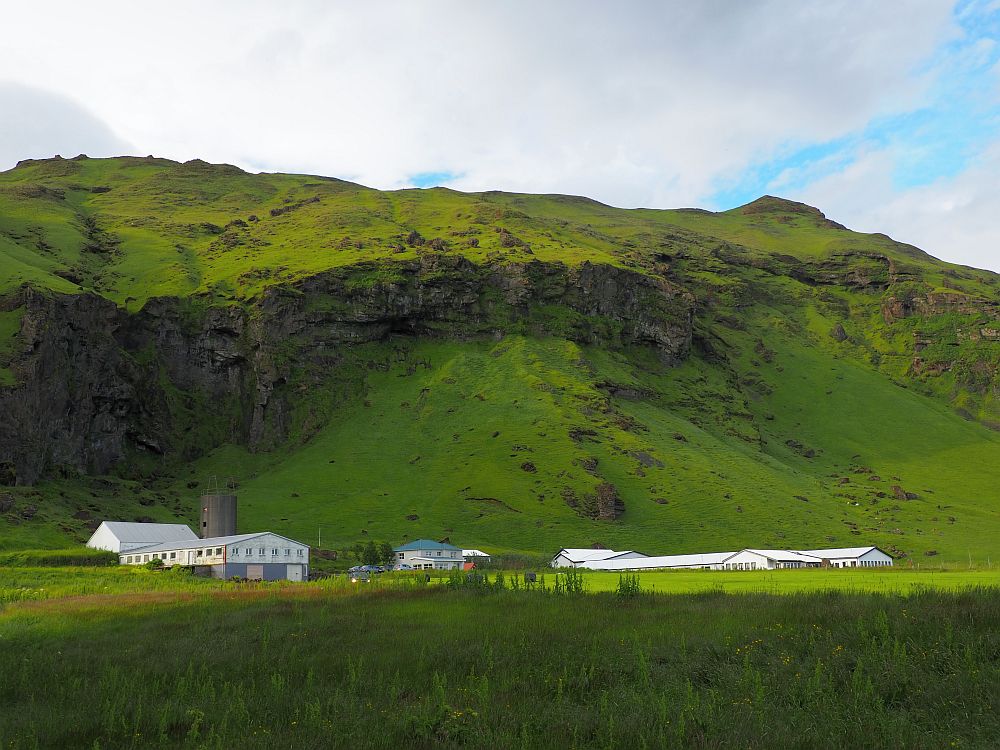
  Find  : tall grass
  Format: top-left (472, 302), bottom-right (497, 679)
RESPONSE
top-left (0, 548), bottom-right (117, 567)
top-left (1, 578), bottom-right (999, 748)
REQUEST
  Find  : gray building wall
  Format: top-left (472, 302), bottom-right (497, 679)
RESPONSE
top-left (218, 562), bottom-right (308, 581)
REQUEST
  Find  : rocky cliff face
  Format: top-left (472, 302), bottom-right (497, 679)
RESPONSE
top-left (881, 291), bottom-right (999, 323)
top-left (0, 257), bottom-right (693, 485)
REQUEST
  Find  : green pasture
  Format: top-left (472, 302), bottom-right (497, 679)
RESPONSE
top-left (1, 570), bottom-right (999, 748)
top-left (581, 567), bottom-right (1000, 594)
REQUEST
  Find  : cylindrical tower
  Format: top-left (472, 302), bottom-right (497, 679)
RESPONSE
top-left (200, 494), bottom-right (237, 538)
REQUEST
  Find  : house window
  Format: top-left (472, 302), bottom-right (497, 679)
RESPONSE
top-left (231, 548), bottom-right (238, 556)
top-left (272, 548), bottom-right (279, 556)
top-left (284, 549), bottom-right (290, 556)
top-left (397, 552), bottom-right (403, 559)
top-left (126, 556), bottom-right (132, 563)
top-left (143, 555), bottom-right (149, 562)
top-left (196, 550), bottom-right (203, 557)
top-left (216, 548), bottom-right (222, 555)
top-left (170, 552), bottom-right (176, 560)
top-left (297, 550), bottom-right (303, 557)
top-left (259, 548), bottom-right (265, 555)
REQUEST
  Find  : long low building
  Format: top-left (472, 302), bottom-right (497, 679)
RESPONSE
top-left (550, 548), bottom-right (648, 568)
top-left (577, 552), bottom-right (737, 571)
top-left (554, 545), bottom-right (893, 571)
top-left (120, 531), bottom-right (310, 581)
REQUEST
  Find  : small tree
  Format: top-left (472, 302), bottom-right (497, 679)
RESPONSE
top-left (361, 541), bottom-right (379, 566)
top-left (351, 542), bottom-right (365, 561)
top-left (378, 542), bottom-right (395, 567)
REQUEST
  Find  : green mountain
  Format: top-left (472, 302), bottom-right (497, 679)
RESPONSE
top-left (1, 155), bottom-right (998, 561)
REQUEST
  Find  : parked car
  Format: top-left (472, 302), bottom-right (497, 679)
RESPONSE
top-left (394, 563), bottom-right (414, 571)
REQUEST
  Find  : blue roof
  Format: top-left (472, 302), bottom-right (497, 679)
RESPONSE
top-left (394, 539), bottom-right (461, 552)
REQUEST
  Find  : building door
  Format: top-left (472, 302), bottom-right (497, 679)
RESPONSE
top-left (286, 564), bottom-right (303, 582)
top-left (247, 565), bottom-right (264, 581)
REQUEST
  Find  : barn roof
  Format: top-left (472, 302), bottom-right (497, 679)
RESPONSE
top-left (394, 539), bottom-right (462, 552)
top-left (553, 549), bottom-right (642, 563)
top-left (124, 531), bottom-right (307, 554)
top-left (797, 546), bottom-right (882, 558)
top-left (579, 552), bottom-right (737, 570)
top-left (741, 549), bottom-right (822, 563)
top-left (93, 521), bottom-right (198, 544)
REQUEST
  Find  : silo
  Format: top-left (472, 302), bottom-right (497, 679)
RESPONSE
top-left (200, 494), bottom-right (237, 538)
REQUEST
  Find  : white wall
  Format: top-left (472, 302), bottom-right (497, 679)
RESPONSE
top-left (719, 550), bottom-right (772, 570)
top-left (120, 533), bottom-right (309, 568)
top-left (87, 524), bottom-right (123, 552)
top-left (858, 549), bottom-right (893, 566)
top-left (226, 534), bottom-right (309, 567)
top-left (397, 548), bottom-right (463, 566)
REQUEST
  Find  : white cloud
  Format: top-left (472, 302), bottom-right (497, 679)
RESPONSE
top-left (0, 82), bottom-right (132, 168)
top-left (3, 0), bottom-right (987, 268)
top-left (792, 143), bottom-right (1000, 272)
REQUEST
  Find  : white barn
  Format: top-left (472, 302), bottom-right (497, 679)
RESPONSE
top-left (87, 521), bottom-right (199, 553)
top-left (463, 549), bottom-right (492, 563)
top-left (550, 549), bottom-right (648, 568)
top-left (119, 531), bottom-right (310, 581)
top-left (798, 546), bottom-right (894, 568)
top-left (721, 549), bottom-right (822, 570)
top-left (553, 544), bottom-right (895, 572)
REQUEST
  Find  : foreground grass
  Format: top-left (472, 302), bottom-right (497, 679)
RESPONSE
top-left (1, 570), bottom-right (999, 748)
top-left (583, 567), bottom-right (1000, 594)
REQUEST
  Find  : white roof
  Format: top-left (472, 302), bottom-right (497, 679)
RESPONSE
top-left (797, 547), bottom-right (880, 558)
top-left (740, 549), bottom-right (822, 563)
top-left (579, 552), bottom-right (737, 570)
top-left (124, 531), bottom-right (306, 555)
top-left (462, 549), bottom-right (491, 557)
top-left (94, 521), bottom-right (198, 544)
top-left (554, 549), bottom-right (644, 563)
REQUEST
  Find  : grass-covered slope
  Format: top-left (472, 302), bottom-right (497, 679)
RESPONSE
top-left (0, 156), bottom-right (998, 561)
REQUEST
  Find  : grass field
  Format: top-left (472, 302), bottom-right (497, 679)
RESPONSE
top-left (1, 566), bottom-right (999, 748)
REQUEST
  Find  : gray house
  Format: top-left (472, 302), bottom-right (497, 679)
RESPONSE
top-left (120, 531), bottom-right (310, 581)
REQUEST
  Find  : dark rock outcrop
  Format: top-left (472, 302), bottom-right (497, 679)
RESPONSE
top-left (0, 258), bottom-right (694, 485)
top-left (881, 291), bottom-right (999, 324)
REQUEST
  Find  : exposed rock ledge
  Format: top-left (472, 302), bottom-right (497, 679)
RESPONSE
top-left (0, 257), bottom-right (693, 485)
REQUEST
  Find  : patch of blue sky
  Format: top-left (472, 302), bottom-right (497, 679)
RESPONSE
top-left (408, 170), bottom-right (460, 188)
top-left (709, 0), bottom-right (1000, 210)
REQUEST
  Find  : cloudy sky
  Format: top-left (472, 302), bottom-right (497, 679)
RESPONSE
top-left (1, 1), bottom-right (998, 271)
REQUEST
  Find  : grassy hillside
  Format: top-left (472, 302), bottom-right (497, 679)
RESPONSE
top-left (0, 156), bottom-right (998, 561)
